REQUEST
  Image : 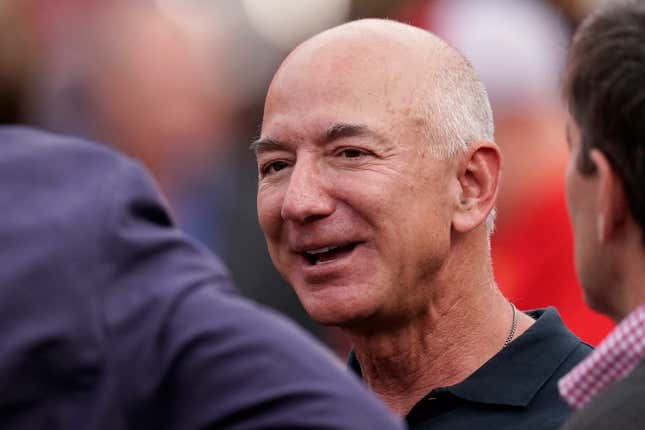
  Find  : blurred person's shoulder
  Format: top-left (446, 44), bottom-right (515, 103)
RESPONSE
top-left (561, 360), bottom-right (645, 430)
top-left (0, 126), bottom-right (403, 429)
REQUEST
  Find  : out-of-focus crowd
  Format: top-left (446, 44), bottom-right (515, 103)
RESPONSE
top-left (0, 0), bottom-right (614, 353)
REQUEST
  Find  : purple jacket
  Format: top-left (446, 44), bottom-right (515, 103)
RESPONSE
top-left (0, 127), bottom-right (403, 429)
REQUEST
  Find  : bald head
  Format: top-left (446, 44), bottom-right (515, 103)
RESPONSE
top-left (264, 19), bottom-right (494, 158)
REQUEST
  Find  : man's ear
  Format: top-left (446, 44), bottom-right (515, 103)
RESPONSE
top-left (452, 141), bottom-right (501, 233)
top-left (590, 149), bottom-right (627, 242)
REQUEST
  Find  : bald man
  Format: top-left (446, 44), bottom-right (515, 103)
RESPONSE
top-left (253, 19), bottom-right (590, 429)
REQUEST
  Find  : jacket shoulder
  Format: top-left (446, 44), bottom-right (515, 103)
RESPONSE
top-left (561, 361), bottom-right (645, 430)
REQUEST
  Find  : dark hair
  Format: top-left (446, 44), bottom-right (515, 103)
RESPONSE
top-left (564, 0), bottom-right (645, 232)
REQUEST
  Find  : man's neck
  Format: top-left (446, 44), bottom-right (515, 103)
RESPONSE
top-left (600, 225), bottom-right (645, 322)
top-left (345, 282), bottom-right (533, 416)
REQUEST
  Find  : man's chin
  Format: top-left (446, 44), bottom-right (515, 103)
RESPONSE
top-left (305, 298), bottom-right (414, 334)
top-left (291, 279), bottom-right (385, 327)
top-left (583, 286), bottom-right (622, 322)
top-left (302, 299), bottom-right (377, 328)
top-left (306, 307), bottom-right (368, 327)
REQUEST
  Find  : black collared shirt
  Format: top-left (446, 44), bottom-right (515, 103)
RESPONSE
top-left (349, 308), bottom-right (592, 430)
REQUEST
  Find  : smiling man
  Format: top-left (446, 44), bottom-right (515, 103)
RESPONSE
top-left (254, 19), bottom-right (591, 429)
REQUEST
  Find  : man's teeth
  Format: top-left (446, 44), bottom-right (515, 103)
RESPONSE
top-left (306, 246), bottom-right (338, 255)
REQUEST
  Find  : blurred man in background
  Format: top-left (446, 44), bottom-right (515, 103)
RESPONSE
top-left (255, 18), bottom-right (590, 429)
top-left (557, 1), bottom-right (645, 428)
top-left (0, 126), bottom-right (404, 430)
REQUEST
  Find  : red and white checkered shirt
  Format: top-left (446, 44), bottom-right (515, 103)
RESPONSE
top-left (558, 303), bottom-right (645, 410)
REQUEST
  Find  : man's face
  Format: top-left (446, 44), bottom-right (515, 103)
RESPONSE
top-left (564, 118), bottom-right (608, 311)
top-left (255, 48), bottom-right (456, 327)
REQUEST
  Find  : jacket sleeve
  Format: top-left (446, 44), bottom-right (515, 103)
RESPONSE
top-left (160, 284), bottom-right (405, 430)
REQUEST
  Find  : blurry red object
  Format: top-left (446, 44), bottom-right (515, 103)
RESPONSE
top-left (492, 179), bottom-right (614, 345)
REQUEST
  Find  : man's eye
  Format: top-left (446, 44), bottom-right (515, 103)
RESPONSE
top-left (339, 148), bottom-right (365, 158)
top-left (262, 160), bottom-right (290, 175)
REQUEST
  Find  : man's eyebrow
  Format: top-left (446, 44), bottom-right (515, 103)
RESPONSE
top-left (250, 137), bottom-right (286, 154)
top-left (324, 123), bottom-right (385, 145)
top-left (250, 123), bottom-right (384, 153)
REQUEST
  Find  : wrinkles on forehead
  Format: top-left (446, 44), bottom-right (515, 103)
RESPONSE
top-left (262, 19), bottom-right (474, 156)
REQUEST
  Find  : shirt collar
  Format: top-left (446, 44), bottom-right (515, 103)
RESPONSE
top-left (349, 308), bottom-right (581, 408)
top-left (558, 303), bottom-right (645, 410)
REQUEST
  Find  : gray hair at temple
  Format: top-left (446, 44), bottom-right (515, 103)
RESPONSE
top-left (416, 35), bottom-right (496, 232)
top-left (420, 40), bottom-right (495, 161)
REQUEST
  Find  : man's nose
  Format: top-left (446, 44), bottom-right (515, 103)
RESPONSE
top-left (280, 159), bottom-right (334, 223)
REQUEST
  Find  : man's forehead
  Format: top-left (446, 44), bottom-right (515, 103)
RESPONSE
top-left (257, 102), bottom-right (403, 141)
top-left (259, 20), bottom-right (456, 154)
top-left (264, 53), bottom-right (420, 132)
top-left (263, 24), bottom-right (457, 119)
top-left (260, 73), bottom-right (428, 157)
top-left (268, 45), bottom-right (381, 101)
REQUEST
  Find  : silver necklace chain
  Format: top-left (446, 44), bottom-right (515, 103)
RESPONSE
top-left (504, 302), bottom-right (518, 348)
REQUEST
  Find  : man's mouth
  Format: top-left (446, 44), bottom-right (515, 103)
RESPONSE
top-left (302, 243), bottom-right (359, 265)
